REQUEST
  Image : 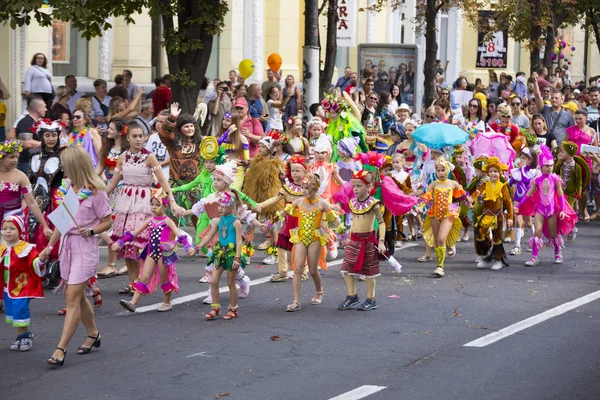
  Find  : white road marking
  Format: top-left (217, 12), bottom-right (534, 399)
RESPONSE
top-left (464, 289), bottom-right (600, 348)
top-left (328, 385), bottom-right (387, 400)
top-left (187, 352), bottom-right (212, 358)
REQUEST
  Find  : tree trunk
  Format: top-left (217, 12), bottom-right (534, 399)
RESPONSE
top-left (590, 10), bottom-right (600, 56)
top-left (423, 0), bottom-right (438, 108)
top-left (304, 0), bottom-right (320, 121)
top-left (528, 0), bottom-right (543, 74)
top-left (320, 0), bottom-right (338, 97)
top-left (162, 0), bottom-right (219, 114)
top-left (543, 25), bottom-right (555, 71)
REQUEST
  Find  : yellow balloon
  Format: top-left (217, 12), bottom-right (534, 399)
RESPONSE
top-left (267, 53), bottom-right (282, 72)
top-left (238, 59), bottom-right (255, 79)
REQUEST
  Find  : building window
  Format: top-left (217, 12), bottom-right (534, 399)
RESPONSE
top-left (52, 26), bottom-right (88, 77)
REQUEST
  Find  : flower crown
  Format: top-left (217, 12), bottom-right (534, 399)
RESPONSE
top-left (218, 191), bottom-right (236, 207)
top-left (482, 156), bottom-right (508, 172)
top-left (321, 93), bottom-right (351, 118)
top-left (268, 130), bottom-right (289, 145)
top-left (354, 151), bottom-right (385, 172)
top-left (352, 169), bottom-right (371, 185)
top-left (151, 187), bottom-right (169, 206)
top-left (0, 140), bottom-right (23, 159)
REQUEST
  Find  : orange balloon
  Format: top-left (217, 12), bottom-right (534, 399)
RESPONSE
top-left (267, 53), bottom-right (282, 72)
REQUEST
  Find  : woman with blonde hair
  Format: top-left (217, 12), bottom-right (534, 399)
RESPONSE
top-left (40, 146), bottom-right (113, 366)
top-left (51, 85), bottom-right (72, 120)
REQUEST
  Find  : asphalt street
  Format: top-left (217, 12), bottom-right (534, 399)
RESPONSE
top-left (2, 222), bottom-right (600, 400)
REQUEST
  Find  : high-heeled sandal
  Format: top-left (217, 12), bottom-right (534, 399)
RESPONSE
top-left (205, 306), bottom-right (221, 320)
top-left (47, 347), bottom-right (67, 366)
top-left (311, 291), bottom-right (324, 305)
top-left (92, 288), bottom-right (102, 309)
top-left (222, 305), bottom-right (239, 320)
top-left (77, 333), bottom-right (101, 354)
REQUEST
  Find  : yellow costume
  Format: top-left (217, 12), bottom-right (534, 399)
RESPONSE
top-left (285, 200), bottom-right (336, 247)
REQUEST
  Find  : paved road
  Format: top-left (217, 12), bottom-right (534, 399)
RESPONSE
top-left (2, 222), bottom-right (600, 400)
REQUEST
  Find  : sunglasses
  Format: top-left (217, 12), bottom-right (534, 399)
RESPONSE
top-left (500, 114), bottom-right (511, 119)
top-left (426, 115), bottom-right (435, 119)
top-left (441, 92), bottom-right (449, 96)
top-left (73, 115), bottom-right (84, 120)
top-left (543, 89), bottom-right (551, 93)
top-left (511, 102), bottom-right (521, 106)
top-left (468, 104), bottom-right (478, 108)
top-left (369, 97), bottom-right (378, 101)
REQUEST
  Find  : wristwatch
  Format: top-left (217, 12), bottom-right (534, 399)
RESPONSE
top-left (89, 229), bottom-right (95, 236)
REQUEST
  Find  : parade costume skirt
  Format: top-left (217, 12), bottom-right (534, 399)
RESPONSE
top-left (422, 215), bottom-right (462, 248)
top-left (276, 214), bottom-right (298, 251)
top-left (111, 211), bottom-right (150, 260)
top-left (207, 245), bottom-right (248, 271)
top-left (341, 231), bottom-right (380, 277)
top-left (137, 243), bottom-right (180, 294)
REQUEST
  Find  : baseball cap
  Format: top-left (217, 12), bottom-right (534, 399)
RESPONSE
top-left (234, 97), bottom-right (248, 108)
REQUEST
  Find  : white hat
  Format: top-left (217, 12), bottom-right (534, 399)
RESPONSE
top-left (212, 161), bottom-right (237, 185)
top-left (315, 135), bottom-right (332, 153)
top-left (398, 103), bottom-right (411, 112)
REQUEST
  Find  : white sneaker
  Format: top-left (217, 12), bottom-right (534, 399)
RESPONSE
top-left (510, 246), bottom-right (521, 255)
top-left (262, 255), bottom-right (277, 265)
top-left (238, 276), bottom-right (250, 298)
top-left (555, 252), bottom-right (563, 264)
top-left (199, 273), bottom-right (211, 283)
top-left (525, 257), bottom-right (540, 267)
top-left (475, 255), bottom-right (483, 264)
top-left (477, 259), bottom-right (488, 269)
top-left (203, 294), bottom-right (213, 304)
top-left (328, 246), bottom-right (339, 260)
top-left (10, 339), bottom-right (21, 351)
top-left (490, 261), bottom-right (503, 271)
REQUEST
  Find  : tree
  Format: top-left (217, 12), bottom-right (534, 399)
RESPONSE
top-left (0, 0), bottom-right (229, 113)
top-left (319, 0), bottom-right (338, 97)
top-left (575, 0), bottom-right (600, 56)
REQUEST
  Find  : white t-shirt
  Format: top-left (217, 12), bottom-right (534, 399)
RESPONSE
top-left (145, 133), bottom-right (170, 178)
top-left (267, 99), bottom-right (283, 130)
top-left (392, 169), bottom-right (409, 184)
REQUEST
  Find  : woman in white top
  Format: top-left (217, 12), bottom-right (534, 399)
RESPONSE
top-left (24, 53), bottom-right (54, 115)
top-left (266, 86), bottom-right (292, 132)
top-left (388, 85), bottom-right (401, 115)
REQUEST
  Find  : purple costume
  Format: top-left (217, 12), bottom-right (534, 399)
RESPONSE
top-left (508, 166), bottom-right (536, 203)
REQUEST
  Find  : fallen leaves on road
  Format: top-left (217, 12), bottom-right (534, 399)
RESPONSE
top-left (531, 290), bottom-right (539, 295)
top-left (452, 307), bottom-right (462, 317)
top-left (455, 281), bottom-right (460, 285)
top-left (270, 335), bottom-right (281, 341)
top-left (387, 295), bottom-right (400, 298)
top-left (468, 325), bottom-right (489, 330)
top-left (215, 392), bottom-right (230, 399)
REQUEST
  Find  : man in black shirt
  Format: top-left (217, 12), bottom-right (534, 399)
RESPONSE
top-left (15, 97), bottom-right (45, 173)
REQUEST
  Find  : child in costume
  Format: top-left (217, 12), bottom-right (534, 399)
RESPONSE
top-left (508, 148), bottom-right (536, 255)
top-left (336, 137), bottom-right (362, 182)
top-left (472, 157), bottom-right (514, 271)
top-left (284, 174), bottom-right (340, 312)
top-left (515, 146), bottom-right (578, 266)
top-left (452, 146), bottom-right (473, 242)
top-left (242, 135), bottom-right (285, 259)
top-left (172, 136), bottom-right (221, 252)
top-left (338, 170), bottom-right (386, 311)
top-left (466, 156), bottom-right (489, 262)
top-left (364, 115), bottom-right (389, 154)
top-left (310, 135), bottom-right (345, 203)
top-left (554, 141), bottom-right (590, 241)
top-left (182, 162), bottom-right (266, 300)
top-left (114, 188), bottom-right (195, 313)
top-left (287, 116), bottom-right (309, 157)
top-left (255, 156), bottom-right (310, 283)
top-left (390, 153), bottom-right (416, 242)
top-left (322, 93), bottom-right (368, 163)
top-left (417, 158), bottom-right (466, 277)
top-left (196, 191), bottom-right (250, 320)
top-left (2, 215), bottom-right (46, 351)
top-left (307, 117), bottom-right (329, 163)
top-left (218, 112), bottom-right (250, 190)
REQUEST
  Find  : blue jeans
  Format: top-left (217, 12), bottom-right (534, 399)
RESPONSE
top-left (0, 126), bottom-right (5, 142)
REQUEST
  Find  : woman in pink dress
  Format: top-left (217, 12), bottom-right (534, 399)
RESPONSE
top-left (40, 146), bottom-right (113, 366)
top-left (565, 109), bottom-right (597, 221)
top-left (106, 122), bottom-right (182, 294)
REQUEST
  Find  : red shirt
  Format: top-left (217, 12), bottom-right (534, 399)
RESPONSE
top-left (152, 86), bottom-right (172, 117)
top-left (490, 122), bottom-right (519, 144)
top-left (241, 116), bottom-right (265, 157)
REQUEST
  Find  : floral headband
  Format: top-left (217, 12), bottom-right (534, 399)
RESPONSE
top-left (0, 140), bottom-right (23, 159)
top-left (268, 130), bottom-right (289, 145)
top-left (218, 191), bottom-right (236, 207)
top-left (287, 116), bottom-right (301, 127)
top-left (121, 125), bottom-right (129, 136)
top-left (321, 93), bottom-right (351, 118)
top-left (151, 187), bottom-right (169, 206)
top-left (352, 170), bottom-right (371, 185)
top-left (289, 155), bottom-right (307, 169)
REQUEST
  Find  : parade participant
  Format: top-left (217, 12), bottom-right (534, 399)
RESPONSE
top-left (452, 146), bottom-right (473, 242)
top-left (0, 139), bottom-right (51, 234)
top-left (242, 135), bottom-right (284, 256)
top-left (461, 98), bottom-right (484, 139)
top-left (417, 157), bottom-right (466, 277)
top-left (472, 157), bottom-right (513, 270)
top-left (172, 136), bottom-right (221, 255)
top-left (307, 117), bottom-right (328, 163)
top-left (309, 136), bottom-right (345, 202)
top-left (114, 188), bottom-right (195, 313)
top-left (338, 170), bottom-right (386, 311)
top-left (364, 115), bottom-right (389, 153)
top-left (195, 191), bottom-right (250, 320)
top-left (158, 102), bottom-right (203, 216)
top-left (336, 137), bottom-right (362, 183)
top-left (466, 156), bottom-right (489, 262)
top-left (287, 116), bottom-right (309, 157)
top-left (554, 141), bottom-right (589, 241)
top-left (95, 118), bottom-right (128, 279)
top-left (40, 146), bottom-right (113, 366)
top-left (515, 146), bottom-right (578, 266)
top-left (271, 131), bottom-right (294, 163)
top-left (322, 93), bottom-right (368, 162)
top-left (489, 105), bottom-right (519, 144)
top-left (508, 148), bottom-right (536, 255)
top-left (2, 215), bottom-right (45, 351)
top-left (218, 111), bottom-right (250, 190)
top-left (107, 122), bottom-right (182, 295)
top-left (283, 173), bottom-right (340, 312)
top-left (69, 108), bottom-right (102, 168)
top-left (391, 153), bottom-right (417, 242)
top-left (182, 161), bottom-right (266, 298)
top-left (255, 156), bottom-right (310, 283)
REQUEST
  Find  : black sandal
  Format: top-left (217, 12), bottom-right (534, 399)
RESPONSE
top-left (77, 333), bottom-right (101, 355)
top-left (118, 283), bottom-right (133, 295)
top-left (47, 347), bottom-right (67, 366)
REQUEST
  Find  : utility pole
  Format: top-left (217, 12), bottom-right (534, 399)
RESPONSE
top-left (303, 0), bottom-right (320, 124)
